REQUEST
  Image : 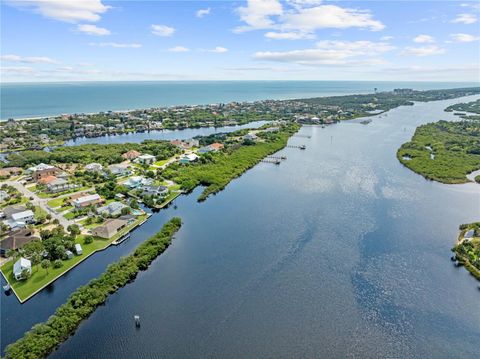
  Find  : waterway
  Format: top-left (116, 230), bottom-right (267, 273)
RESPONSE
top-left (1, 95), bottom-right (479, 358)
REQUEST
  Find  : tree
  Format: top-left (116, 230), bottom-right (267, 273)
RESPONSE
top-left (84, 236), bottom-right (93, 244)
top-left (130, 199), bottom-right (139, 209)
top-left (41, 259), bottom-right (51, 274)
top-left (31, 252), bottom-right (42, 272)
top-left (67, 224), bottom-right (80, 237)
top-left (53, 259), bottom-right (63, 269)
top-left (21, 268), bottom-right (31, 280)
top-left (120, 207), bottom-right (131, 215)
top-left (52, 219), bottom-right (59, 225)
top-left (5, 249), bottom-right (16, 259)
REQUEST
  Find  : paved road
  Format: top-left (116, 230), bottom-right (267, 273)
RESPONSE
top-left (4, 181), bottom-right (75, 230)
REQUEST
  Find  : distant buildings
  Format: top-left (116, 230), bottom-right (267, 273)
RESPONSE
top-left (124, 176), bottom-right (152, 189)
top-left (0, 167), bottom-right (22, 177)
top-left (108, 163), bottom-right (131, 177)
top-left (84, 163), bottom-right (103, 172)
top-left (243, 133), bottom-right (258, 141)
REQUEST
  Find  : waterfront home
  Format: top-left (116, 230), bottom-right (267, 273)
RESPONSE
top-left (141, 185), bottom-right (168, 197)
top-left (84, 163), bottom-right (103, 172)
top-left (124, 176), bottom-right (152, 189)
top-left (71, 194), bottom-right (103, 208)
top-left (171, 138), bottom-right (199, 149)
top-left (136, 154), bottom-right (156, 165)
top-left (91, 218), bottom-right (128, 239)
top-left (264, 127), bottom-right (280, 133)
top-left (0, 229), bottom-right (40, 257)
top-left (243, 133), bottom-right (258, 141)
top-left (13, 257), bottom-right (31, 280)
top-left (0, 190), bottom-right (9, 202)
top-left (122, 150), bottom-right (141, 160)
top-left (179, 153), bottom-right (199, 164)
top-left (27, 163), bottom-right (55, 173)
top-left (97, 201), bottom-right (128, 217)
top-left (75, 243), bottom-right (83, 255)
top-left (209, 143), bottom-right (224, 151)
top-left (198, 146), bottom-right (214, 154)
top-left (108, 163), bottom-right (131, 177)
top-left (464, 229), bottom-right (475, 240)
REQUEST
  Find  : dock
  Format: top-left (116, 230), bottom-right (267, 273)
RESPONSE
top-left (286, 145), bottom-right (306, 150)
top-left (293, 134), bottom-right (311, 138)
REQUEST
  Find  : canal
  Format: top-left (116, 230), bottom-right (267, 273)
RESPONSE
top-left (1, 96), bottom-right (479, 358)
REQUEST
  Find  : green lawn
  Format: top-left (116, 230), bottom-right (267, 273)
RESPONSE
top-left (0, 214), bottom-right (148, 302)
top-left (47, 197), bottom-right (66, 208)
top-left (154, 159), bottom-right (170, 167)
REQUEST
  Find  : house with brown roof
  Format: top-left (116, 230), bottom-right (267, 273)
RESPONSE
top-left (91, 218), bottom-right (128, 239)
top-left (122, 150), bottom-right (141, 160)
top-left (0, 229), bottom-right (40, 257)
top-left (33, 167), bottom-right (60, 182)
top-left (0, 167), bottom-right (22, 177)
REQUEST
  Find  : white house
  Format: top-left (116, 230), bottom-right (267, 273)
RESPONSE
top-left (11, 210), bottom-right (35, 224)
top-left (137, 154), bottom-right (156, 165)
top-left (179, 153), bottom-right (199, 164)
top-left (97, 202), bottom-right (128, 217)
top-left (84, 163), bottom-right (103, 172)
top-left (72, 194), bottom-right (103, 208)
top-left (13, 257), bottom-right (31, 280)
top-left (243, 133), bottom-right (258, 141)
top-left (108, 163), bottom-right (131, 177)
top-left (124, 176), bottom-right (152, 189)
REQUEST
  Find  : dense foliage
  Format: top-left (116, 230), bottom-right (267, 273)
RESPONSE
top-left (163, 124), bottom-right (300, 201)
top-left (6, 140), bottom-right (178, 168)
top-left (4, 217), bottom-right (182, 359)
top-left (445, 99), bottom-right (480, 115)
top-left (397, 119), bottom-right (480, 183)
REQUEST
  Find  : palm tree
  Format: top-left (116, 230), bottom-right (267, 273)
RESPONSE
top-left (41, 259), bottom-right (51, 274)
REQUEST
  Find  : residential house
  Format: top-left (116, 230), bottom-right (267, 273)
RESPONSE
top-left (91, 218), bottom-right (128, 239)
top-left (122, 150), bottom-right (141, 161)
top-left (84, 163), bottom-right (103, 172)
top-left (141, 185), bottom-right (168, 197)
top-left (108, 163), bottom-right (131, 177)
top-left (243, 133), bottom-right (258, 141)
top-left (13, 257), bottom-right (31, 280)
top-left (124, 176), bottom-right (152, 189)
top-left (71, 194), bottom-right (103, 208)
top-left (3, 205), bottom-right (27, 219)
top-left (11, 210), bottom-right (35, 224)
top-left (136, 154), bottom-right (156, 165)
top-left (179, 153), bottom-right (199, 164)
top-left (0, 167), bottom-right (22, 177)
top-left (0, 229), bottom-right (40, 257)
top-left (208, 143), bottom-right (224, 151)
top-left (33, 166), bottom-right (60, 182)
top-left (45, 177), bottom-right (73, 193)
top-left (264, 127), bottom-right (279, 133)
top-left (97, 201), bottom-right (128, 217)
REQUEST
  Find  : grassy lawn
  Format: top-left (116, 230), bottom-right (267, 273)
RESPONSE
top-left (0, 214), bottom-right (148, 302)
top-left (63, 212), bottom-right (75, 220)
top-left (47, 197), bottom-right (65, 208)
top-left (37, 186), bottom-right (89, 199)
top-left (34, 206), bottom-right (47, 219)
top-left (153, 159), bottom-right (169, 167)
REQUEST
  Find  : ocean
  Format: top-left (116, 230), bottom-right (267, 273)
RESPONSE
top-left (1, 80), bottom-right (478, 120)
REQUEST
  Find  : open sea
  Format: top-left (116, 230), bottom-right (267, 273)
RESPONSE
top-left (1, 81), bottom-right (478, 120)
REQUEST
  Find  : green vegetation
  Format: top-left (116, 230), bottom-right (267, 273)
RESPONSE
top-left (1, 215), bottom-right (147, 302)
top-left (5, 140), bottom-right (178, 168)
top-left (163, 123), bottom-right (300, 201)
top-left (397, 119), bottom-right (480, 183)
top-left (4, 217), bottom-right (181, 359)
top-left (445, 99), bottom-right (480, 115)
top-left (452, 223), bottom-right (480, 280)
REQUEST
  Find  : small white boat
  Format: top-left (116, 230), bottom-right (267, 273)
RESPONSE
top-left (3, 283), bottom-right (11, 292)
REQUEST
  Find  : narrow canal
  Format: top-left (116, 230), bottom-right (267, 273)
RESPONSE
top-left (1, 96), bottom-right (479, 358)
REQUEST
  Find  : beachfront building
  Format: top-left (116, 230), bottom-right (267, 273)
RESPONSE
top-left (97, 202), bottom-right (128, 217)
top-left (71, 194), bottom-right (104, 208)
top-left (92, 218), bottom-right (128, 239)
top-left (13, 257), bottom-right (31, 280)
top-left (136, 154), bottom-right (156, 165)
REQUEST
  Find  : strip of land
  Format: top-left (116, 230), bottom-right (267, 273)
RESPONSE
top-left (3, 217), bottom-right (182, 359)
top-left (452, 223), bottom-right (480, 281)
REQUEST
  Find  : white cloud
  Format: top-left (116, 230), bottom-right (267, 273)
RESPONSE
top-left (381, 36), bottom-right (394, 41)
top-left (265, 31), bottom-right (314, 40)
top-left (168, 46), bottom-right (190, 52)
top-left (77, 24), bottom-right (110, 36)
top-left (401, 45), bottom-right (445, 56)
top-left (196, 8), bottom-right (211, 18)
top-left (452, 13), bottom-right (477, 24)
top-left (450, 33), bottom-right (480, 42)
top-left (6, 0), bottom-right (110, 23)
top-left (0, 54), bottom-right (59, 64)
top-left (234, 0), bottom-right (284, 32)
top-left (151, 24), bottom-right (175, 37)
top-left (1, 66), bottom-right (36, 74)
top-left (413, 34), bottom-right (435, 43)
top-left (208, 46), bottom-right (228, 53)
top-left (89, 42), bottom-right (142, 48)
top-left (235, 0), bottom-right (384, 36)
top-left (253, 40), bottom-right (394, 66)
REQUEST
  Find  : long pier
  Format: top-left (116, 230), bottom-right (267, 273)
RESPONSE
top-left (286, 145), bottom-right (306, 150)
top-left (293, 134), bottom-right (311, 138)
top-left (261, 159), bottom-right (281, 165)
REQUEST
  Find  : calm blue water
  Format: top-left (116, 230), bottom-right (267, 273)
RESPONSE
top-left (1, 94), bottom-right (479, 358)
top-left (1, 81), bottom-right (478, 120)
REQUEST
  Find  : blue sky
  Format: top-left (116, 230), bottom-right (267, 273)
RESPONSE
top-left (1, 0), bottom-right (479, 82)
